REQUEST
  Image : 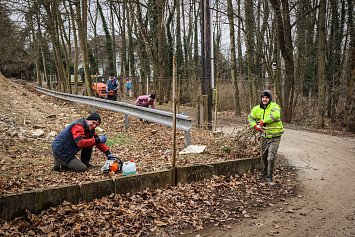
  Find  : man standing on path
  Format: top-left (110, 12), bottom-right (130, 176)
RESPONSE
top-left (51, 112), bottom-right (117, 172)
top-left (248, 90), bottom-right (284, 185)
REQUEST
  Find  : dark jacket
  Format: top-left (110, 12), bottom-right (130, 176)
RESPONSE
top-left (52, 119), bottom-right (109, 164)
top-left (106, 78), bottom-right (118, 92)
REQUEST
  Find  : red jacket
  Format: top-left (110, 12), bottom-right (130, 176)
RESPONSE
top-left (71, 124), bottom-right (108, 152)
top-left (52, 119), bottom-right (109, 163)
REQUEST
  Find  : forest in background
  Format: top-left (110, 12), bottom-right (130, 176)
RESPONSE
top-left (0, 0), bottom-right (354, 132)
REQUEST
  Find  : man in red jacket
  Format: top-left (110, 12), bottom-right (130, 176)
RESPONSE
top-left (51, 112), bottom-right (116, 172)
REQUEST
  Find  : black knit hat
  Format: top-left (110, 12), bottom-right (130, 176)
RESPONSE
top-left (261, 90), bottom-right (272, 101)
top-left (86, 112), bottom-right (101, 124)
top-left (150, 94), bottom-right (156, 100)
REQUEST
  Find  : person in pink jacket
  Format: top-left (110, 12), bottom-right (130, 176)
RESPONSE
top-left (135, 94), bottom-right (156, 109)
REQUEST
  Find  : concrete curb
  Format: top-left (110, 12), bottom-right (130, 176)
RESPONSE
top-left (0, 157), bottom-right (259, 221)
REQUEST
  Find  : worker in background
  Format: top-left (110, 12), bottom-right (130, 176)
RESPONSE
top-left (125, 77), bottom-right (132, 97)
top-left (105, 72), bottom-right (119, 101)
top-left (51, 112), bottom-right (117, 172)
top-left (248, 90), bottom-right (284, 186)
top-left (135, 93), bottom-right (156, 109)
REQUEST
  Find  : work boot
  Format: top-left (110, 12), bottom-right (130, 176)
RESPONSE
top-left (260, 167), bottom-right (267, 177)
top-left (52, 163), bottom-right (61, 171)
top-left (261, 155), bottom-right (268, 177)
top-left (53, 163), bottom-right (71, 171)
top-left (84, 163), bottom-right (96, 169)
top-left (61, 165), bottom-right (70, 171)
top-left (267, 160), bottom-right (275, 179)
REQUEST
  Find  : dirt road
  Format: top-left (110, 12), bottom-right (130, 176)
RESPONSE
top-left (194, 127), bottom-right (355, 237)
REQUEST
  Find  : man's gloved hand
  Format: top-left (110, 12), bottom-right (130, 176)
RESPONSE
top-left (258, 120), bottom-right (264, 127)
top-left (254, 125), bottom-right (264, 132)
top-left (99, 134), bottom-right (107, 144)
top-left (107, 154), bottom-right (117, 160)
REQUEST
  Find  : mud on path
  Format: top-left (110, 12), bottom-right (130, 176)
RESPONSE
top-left (193, 127), bottom-right (355, 237)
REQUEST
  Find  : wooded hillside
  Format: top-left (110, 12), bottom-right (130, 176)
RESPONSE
top-left (0, 0), bottom-right (354, 132)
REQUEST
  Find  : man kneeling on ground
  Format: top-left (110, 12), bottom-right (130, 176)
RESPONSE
top-left (51, 112), bottom-right (116, 172)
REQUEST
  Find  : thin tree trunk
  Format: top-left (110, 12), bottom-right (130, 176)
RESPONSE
top-left (269, 0), bottom-right (295, 122)
top-left (97, 0), bottom-right (114, 74)
top-left (245, 0), bottom-right (255, 108)
top-left (110, 1), bottom-right (117, 76)
top-left (27, 0), bottom-right (41, 87)
top-left (68, 0), bottom-right (79, 94)
top-left (317, 0), bottom-right (327, 128)
top-left (75, 0), bottom-right (93, 96)
top-left (344, 0), bottom-right (355, 132)
top-left (227, 0), bottom-right (241, 115)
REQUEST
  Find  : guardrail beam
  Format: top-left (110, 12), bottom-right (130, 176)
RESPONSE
top-left (35, 86), bottom-right (192, 146)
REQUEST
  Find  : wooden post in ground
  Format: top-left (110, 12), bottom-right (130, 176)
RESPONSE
top-left (172, 55), bottom-right (177, 185)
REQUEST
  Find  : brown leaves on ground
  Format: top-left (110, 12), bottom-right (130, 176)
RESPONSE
top-left (0, 166), bottom-right (297, 237)
top-left (0, 76), bottom-right (298, 236)
top-left (0, 76), bottom-right (258, 195)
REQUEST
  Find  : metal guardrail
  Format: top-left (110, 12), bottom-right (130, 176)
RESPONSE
top-left (35, 86), bottom-right (192, 145)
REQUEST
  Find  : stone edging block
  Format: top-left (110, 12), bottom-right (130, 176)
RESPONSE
top-left (0, 157), bottom-right (259, 220)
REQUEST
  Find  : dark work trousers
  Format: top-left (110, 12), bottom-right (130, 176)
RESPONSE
top-left (53, 147), bottom-right (93, 172)
top-left (80, 147), bottom-right (93, 164)
top-left (107, 92), bottom-right (117, 101)
top-left (260, 136), bottom-right (281, 178)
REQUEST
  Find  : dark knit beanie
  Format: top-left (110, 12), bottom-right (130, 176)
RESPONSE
top-left (261, 90), bottom-right (272, 101)
top-left (150, 94), bottom-right (156, 100)
top-left (86, 112), bottom-right (101, 124)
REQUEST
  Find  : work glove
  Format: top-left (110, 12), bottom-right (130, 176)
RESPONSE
top-left (107, 154), bottom-right (117, 160)
top-left (99, 134), bottom-right (107, 144)
top-left (254, 125), bottom-right (264, 132)
top-left (258, 120), bottom-right (264, 127)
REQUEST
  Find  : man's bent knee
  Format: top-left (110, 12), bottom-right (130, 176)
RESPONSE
top-left (68, 158), bottom-right (88, 172)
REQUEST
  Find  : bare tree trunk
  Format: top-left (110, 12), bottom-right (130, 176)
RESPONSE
top-left (112, 2), bottom-right (127, 86)
top-left (327, 0), bottom-right (346, 122)
top-left (34, 5), bottom-right (49, 89)
top-left (245, 0), bottom-right (256, 109)
top-left (344, 0), bottom-right (355, 132)
top-left (110, 1), bottom-right (117, 76)
top-left (157, 0), bottom-right (167, 104)
top-left (74, 0), bottom-right (93, 96)
top-left (165, 1), bottom-right (176, 102)
top-left (269, 0), bottom-right (295, 122)
top-left (127, 2), bottom-right (136, 95)
top-left (88, 1), bottom-right (100, 75)
top-left (317, 0), bottom-right (327, 128)
top-left (227, 0), bottom-right (241, 115)
top-left (40, 1), bottom-right (68, 92)
top-left (237, 0), bottom-right (243, 75)
top-left (273, 35), bottom-right (282, 104)
top-left (27, 1), bottom-right (41, 87)
top-left (58, 6), bottom-right (72, 94)
top-left (294, 0), bottom-right (317, 112)
top-left (68, 0), bottom-right (79, 94)
top-left (97, 0), bottom-right (114, 75)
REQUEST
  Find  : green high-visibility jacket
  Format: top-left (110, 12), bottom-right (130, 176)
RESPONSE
top-left (248, 101), bottom-right (284, 138)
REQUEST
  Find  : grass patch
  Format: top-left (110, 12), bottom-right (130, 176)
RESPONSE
top-left (106, 133), bottom-right (132, 146)
top-left (221, 145), bottom-right (231, 153)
